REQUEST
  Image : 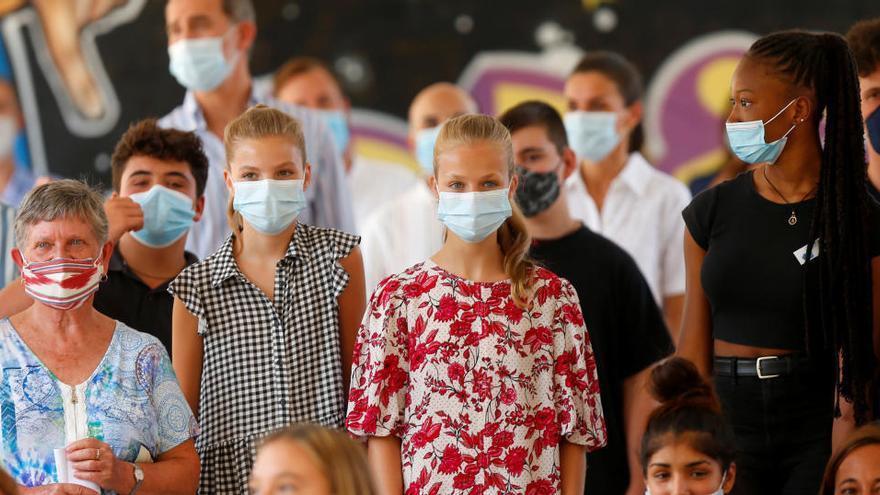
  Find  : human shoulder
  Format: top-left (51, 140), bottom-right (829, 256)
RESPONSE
top-left (633, 154), bottom-right (691, 205)
top-left (157, 101), bottom-right (194, 131)
top-left (298, 223), bottom-right (360, 260)
top-left (114, 321), bottom-right (168, 358)
top-left (689, 170), bottom-right (751, 211)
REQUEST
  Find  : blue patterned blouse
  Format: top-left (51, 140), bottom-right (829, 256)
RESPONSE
top-left (0, 318), bottom-right (198, 489)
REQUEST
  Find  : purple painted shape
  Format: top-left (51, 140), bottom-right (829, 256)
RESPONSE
top-left (656, 48), bottom-right (747, 174)
top-left (468, 69), bottom-right (565, 114)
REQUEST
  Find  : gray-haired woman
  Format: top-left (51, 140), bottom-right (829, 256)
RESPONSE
top-left (0, 180), bottom-right (199, 494)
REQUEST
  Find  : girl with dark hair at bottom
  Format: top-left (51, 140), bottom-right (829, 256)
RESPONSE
top-left (641, 357), bottom-right (736, 495)
top-left (678, 30), bottom-right (880, 494)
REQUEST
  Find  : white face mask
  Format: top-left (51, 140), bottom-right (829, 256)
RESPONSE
top-left (167, 28), bottom-right (240, 92)
top-left (645, 473), bottom-right (726, 495)
top-left (0, 115), bottom-right (17, 158)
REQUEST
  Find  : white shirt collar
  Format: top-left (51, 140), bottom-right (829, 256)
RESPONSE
top-left (180, 90), bottom-right (260, 132)
top-left (615, 152), bottom-right (652, 197)
top-left (566, 151), bottom-right (653, 199)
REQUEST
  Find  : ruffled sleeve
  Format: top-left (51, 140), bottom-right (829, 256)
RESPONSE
top-left (167, 264), bottom-right (205, 329)
top-left (551, 277), bottom-right (607, 451)
top-left (345, 275), bottom-right (409, 438)
top-left (326, 228), bottom-right (361, 299)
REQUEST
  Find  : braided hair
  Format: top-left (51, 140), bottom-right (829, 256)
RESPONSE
top-left (747, 31), bottom-right (875, 423)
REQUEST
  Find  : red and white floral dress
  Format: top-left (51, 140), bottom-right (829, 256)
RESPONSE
top-left (346, 260), bottom-right (607, 494)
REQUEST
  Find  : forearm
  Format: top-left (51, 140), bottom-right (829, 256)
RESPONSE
top-left (367, 436), bottom-right (404, 495)
top-left (559, 440), bottom-right (586, 495)
top-left (623, 369), bottom-right (654, 493)
top-left (662, 295), bottom-right (684, 345)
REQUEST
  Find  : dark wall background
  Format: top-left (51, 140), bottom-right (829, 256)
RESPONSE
top-left (22, 0), bottom-right (880, 184)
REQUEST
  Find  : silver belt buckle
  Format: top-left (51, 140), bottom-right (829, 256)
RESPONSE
top-left (756, 356), bottom-right (780, 379)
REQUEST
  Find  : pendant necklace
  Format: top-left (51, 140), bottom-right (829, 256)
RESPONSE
top-left (762, 166), bottom-right (817, 226)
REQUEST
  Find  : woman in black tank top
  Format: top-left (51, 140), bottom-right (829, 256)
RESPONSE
top-left (678, 31), bottom-right (880, 494)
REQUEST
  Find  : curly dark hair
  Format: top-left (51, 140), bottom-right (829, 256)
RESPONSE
top-left (846, 18), bottom-right (880, 77)
top-left (111, 119), bottom-right (209, 198)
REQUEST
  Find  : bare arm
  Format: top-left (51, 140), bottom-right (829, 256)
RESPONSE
top-left (623, 368), bottom-right (654, 495)
top-left (675, 230), bottom-right (713, 377)
top-left (0, 279), bottom-right (33, 318)
top-left (367, 436), bottom-right (403, 495)
top-left (338, 246), bottom-right (367, 391)
top-left (661, 295), bottom-right (684, 345)
top-left (171, 297), bottom-right (203, 417)
top-left (559, 440), bottom-right (586, 495)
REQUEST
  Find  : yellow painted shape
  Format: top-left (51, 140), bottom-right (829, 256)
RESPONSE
top-left (352, 138), bottom-right (419, 173)
top-left (696, 57), bottom-right (741, 118)
top-left (673, 147), bottom-right (728, 184)
top-left (493, 83), bottom-right (567, 117)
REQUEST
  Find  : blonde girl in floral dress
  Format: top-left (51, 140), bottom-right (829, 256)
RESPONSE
top-left (346, 114), bottom-right (607, 495)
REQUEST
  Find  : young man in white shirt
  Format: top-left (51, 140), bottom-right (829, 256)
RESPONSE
top-left (563, 51), bottom-right (691, 336)
top-left (359, 82), bottom-right (477, 294)
top-left (160, 0), bottom-right (354, 259)
top-left (272, 57), bottom-right (418, 231)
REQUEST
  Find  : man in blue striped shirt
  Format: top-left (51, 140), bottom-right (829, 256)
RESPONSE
top-left (159, 0), bottom-right (355, 259)
top-left (0, 201), bottom-right (15, 286)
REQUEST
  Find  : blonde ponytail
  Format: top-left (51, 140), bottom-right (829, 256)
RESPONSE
top-left (434, 114), bottom-right (535, 307)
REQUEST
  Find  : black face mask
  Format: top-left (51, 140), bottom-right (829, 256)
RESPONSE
top-left (515, 164), bottom-right (562, 217)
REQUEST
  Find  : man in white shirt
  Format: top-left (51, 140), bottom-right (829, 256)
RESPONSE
top-left (272, 57), bottom-right (418, 231)
top-left (359, 82), bottom-right (477, 294)
top-left (160, 0), bottom-right (355, 259)
top-left (562, 51), bottom-right (691, 336)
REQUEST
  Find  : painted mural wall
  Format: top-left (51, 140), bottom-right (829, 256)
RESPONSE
top-left (0, 0), bottom-right (875, 190)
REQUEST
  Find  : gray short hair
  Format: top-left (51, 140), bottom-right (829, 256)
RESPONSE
top-left (15, 180), bottom-right (109, 248)
top-left (222, 0), bottom-right (255, 23)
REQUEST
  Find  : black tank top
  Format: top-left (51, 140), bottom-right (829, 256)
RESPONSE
top-left (682, 171), bottom-right (880, 350)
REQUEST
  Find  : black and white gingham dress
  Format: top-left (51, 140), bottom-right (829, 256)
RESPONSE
top-left (168, 223), bottom-right (359, 493)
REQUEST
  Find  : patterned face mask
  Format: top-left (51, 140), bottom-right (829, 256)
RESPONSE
top-left (20, 255), bottom-right (104, 310)
top-left (514, 163), bottom-right (562, 217)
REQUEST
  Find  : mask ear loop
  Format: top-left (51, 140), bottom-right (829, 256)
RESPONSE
top-left (765, 98), bottom-right (800, 125)
top-left (767, 98), bottom-right (804, 143)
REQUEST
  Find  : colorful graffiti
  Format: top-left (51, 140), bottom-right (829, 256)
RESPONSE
top-left (348, 32), bottom-right (756, 188)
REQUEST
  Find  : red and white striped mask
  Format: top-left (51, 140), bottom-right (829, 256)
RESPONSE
top-left (20, 256), bottom-right (103, 310)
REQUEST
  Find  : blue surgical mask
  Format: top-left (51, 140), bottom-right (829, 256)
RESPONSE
top-left (866, 105), bottom-right (880, 155)
top-left (232, 179), bottom-right (306, 235)
top-left (645, 473), bottom-right (726, 495)
top-left (319, 110), bottom-right (350, 155)
top-left (725, 99), bottom-right (798, 164)
top-left (129, 185), bottom-right (196, 248)
top-left (168, 31), bottom-right (239, 92)
top-left (437, 188), bottom-right (512, 243)
top-left (415, 125), bottom-right (441, 176)
top-left (564, 111), bottom-right (621, 162)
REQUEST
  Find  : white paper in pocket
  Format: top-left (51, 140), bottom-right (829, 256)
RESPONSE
top-left (794, 238), bottom-right (821, 266)
top-left (53, 447), bottom-right (100, 493)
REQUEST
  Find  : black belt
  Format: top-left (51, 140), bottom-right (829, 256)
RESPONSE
top-left (714, 355), bottom-right (807, 379)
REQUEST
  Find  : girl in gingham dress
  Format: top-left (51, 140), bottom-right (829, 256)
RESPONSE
top-left (169, 105), bottom-right (366, 493)
top-left (346, 115), bottom-right (606, 494)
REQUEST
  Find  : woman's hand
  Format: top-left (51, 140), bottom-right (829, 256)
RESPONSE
top-left (66, 438), bottom-right (133, 494)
